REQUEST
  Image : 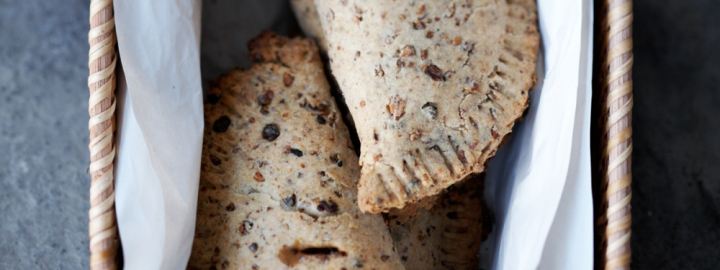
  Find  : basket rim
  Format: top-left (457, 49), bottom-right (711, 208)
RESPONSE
top-left (85, 1), bottom-right (634, 269)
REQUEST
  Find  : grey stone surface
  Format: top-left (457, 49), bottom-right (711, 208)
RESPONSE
top-left (0, 0), bottom-right (719, 269)
top-left (0, 0), bottom-right (90, 269)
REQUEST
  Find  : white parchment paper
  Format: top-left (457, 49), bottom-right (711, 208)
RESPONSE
top-left (112, 0), bottom-right (594, 269)
top-left (483, 0), bottom-right (595, 269)
top-left (114, 1), bottom-right (203, 269)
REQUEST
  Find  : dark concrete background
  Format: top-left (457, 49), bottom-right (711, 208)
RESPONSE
top-left (631, 0), bottom-right (720, 268)
top-left (0, 0), bottom-right (718, 269)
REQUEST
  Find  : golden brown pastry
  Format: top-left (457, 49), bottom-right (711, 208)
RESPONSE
top-left (314, 0), bottom-right (539, 213)
top-left (189, 32), bottom-right (403, 270)
top-left (387, 175), bottom-right (490, 269)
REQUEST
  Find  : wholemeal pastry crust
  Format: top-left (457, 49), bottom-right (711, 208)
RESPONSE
top-left (290, 0), bottom-right (327, 52)
top-left (189, 32), bottom-right (403, 270)
top-left (315, 0), bottom-right (539, 213)
top-left (386, 175), bottom-right (490, 270)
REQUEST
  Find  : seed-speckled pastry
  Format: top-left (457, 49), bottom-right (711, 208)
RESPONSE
top-left (315, 0), bottom-right (539, 213)
top-left (387, 175), bottom-right (490, 270)
top-left (290, 0), bottom-right (327, 52)
top-left (189, 32), bottom-right (403, 270)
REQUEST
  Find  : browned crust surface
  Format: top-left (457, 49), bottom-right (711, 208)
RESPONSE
top-left (387, 175), bottom-right (490, 270)
top-left (189, 32), bottom-right (403, 270)
top-left (315, 0), bottom-right (540, 213)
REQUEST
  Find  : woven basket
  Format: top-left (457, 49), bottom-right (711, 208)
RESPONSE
top-left (85, 0), bottom-right (633, 269)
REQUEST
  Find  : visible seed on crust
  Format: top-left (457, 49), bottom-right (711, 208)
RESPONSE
top-left (422, 102), bottom-right (438, 119)
top-left (395, 57), bottom-right (408, 69)
top-left (254, 171), bottom-right (265, 182)
top-left (225, 202), bottom-right (236, 212)
top-left (417, 4), bottom-right (426, 15)
top-left (209, 155), bottom-right (222, 166)
top-left (386, 95), bottom-right (407, 120)
top-left (491, 125), bottom-right (499, 139)
top-left (301, 101), bottom-right (330, 114)
top-left (257, 90), bottom-right (274, 106)
top-left (329, 154), bottom-right (343, 167)
top-left (465, 81), bottom-right (481, 93)
top-left (249, 243), bottom-right (258, 253)
top-left (420, 49), bottom-right (428, 60)
top-left (400, 45), bottom-right (416, 57)
top-left (424, 64), bottom-right (445, 81)
top-left (289, 148), bottom-right (304, 157)
top-left (359, 100), bottom-right (366, 107)
top-left (412, 20), bottom-right (426, 30)
top-left (262, 123), bottom-right (280, 141)
top-left (380, 255), bottom-right (390, 262)
top-left (374, 65), bottom-right (385, 77)
top-left (282, 194), bottom-right (297, 209)
top-left (239, 220), bottom-right (253, 235)
top-left (425, 30), bottom-right (434, 39)
top-left (212, 116), bottom-right (231, 133)
top-left (317, 200), bottom-right (339, 214)
top-left (316, 115), bottom-right (327, 125)
top-left (283, 72), bottom-right (294, 87)
top-left (452, 36), bottom-right (462, 46)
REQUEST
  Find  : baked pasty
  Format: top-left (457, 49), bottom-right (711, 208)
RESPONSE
top-left (315, 0), bottom-right (539, 213)
top-left (189, 32), bottom-right (403, 269)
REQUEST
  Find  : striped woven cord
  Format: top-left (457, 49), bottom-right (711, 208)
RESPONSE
top-left (601, 0), bottom-right (634, 269)
top-left (87, 0), bottom-right (118, 268)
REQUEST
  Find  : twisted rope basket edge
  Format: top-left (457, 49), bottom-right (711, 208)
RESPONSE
top-left (88, 0), bottom-right (118, 269)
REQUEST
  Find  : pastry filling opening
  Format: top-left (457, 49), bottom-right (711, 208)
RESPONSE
top-left (278, 243), bottom-right (347, 266)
